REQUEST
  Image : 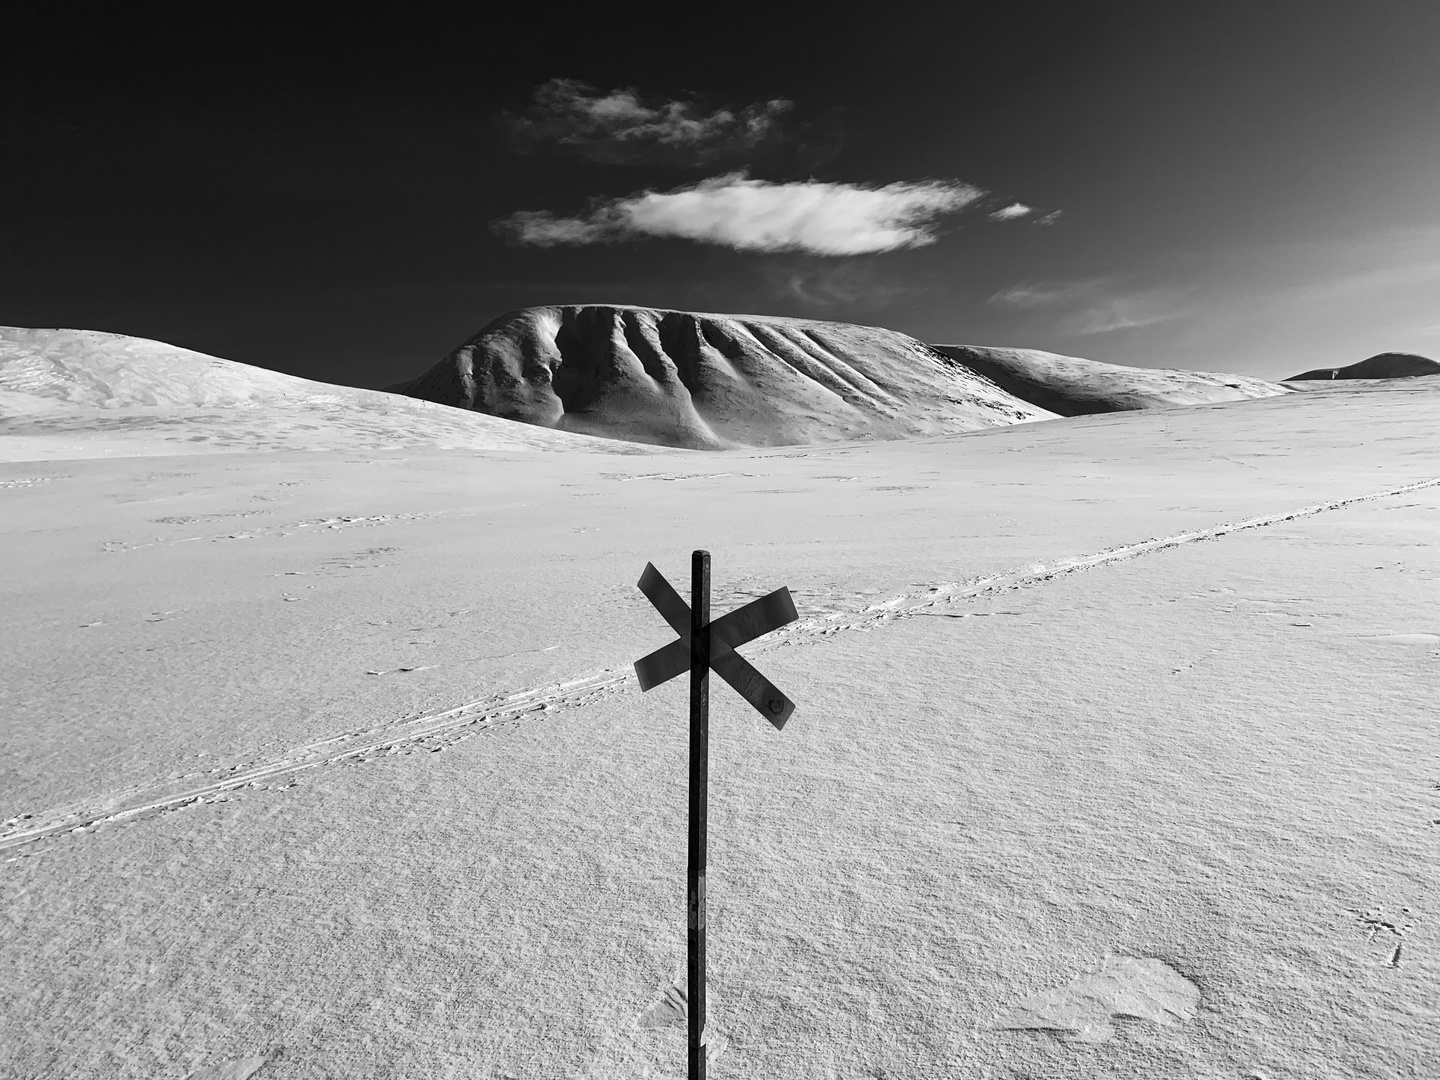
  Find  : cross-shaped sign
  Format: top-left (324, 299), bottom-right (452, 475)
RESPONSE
top-left (634, 551), bottom-right (798, 1079)
top-left (634, 560), bottom-right (798, 728)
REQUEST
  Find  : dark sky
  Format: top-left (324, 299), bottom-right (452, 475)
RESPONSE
top-left (3, 0), bottom-right (1437, 388)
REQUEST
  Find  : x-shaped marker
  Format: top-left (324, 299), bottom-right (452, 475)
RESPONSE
top-left (634, 562), bottom-right (798, 728)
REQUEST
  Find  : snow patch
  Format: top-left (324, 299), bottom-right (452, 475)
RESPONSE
top-left (995, 955), bottom-right (1200, 1043)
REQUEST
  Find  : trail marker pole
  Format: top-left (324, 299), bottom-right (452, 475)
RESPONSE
top-left (634, 551), bottom-right (799, 1079)
top-left (688, 550), bottom-right (710, 1080)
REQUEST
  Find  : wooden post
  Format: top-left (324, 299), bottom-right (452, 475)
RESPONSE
top-left (688, 549), bottom-right (710, 1080)
top-left (633, 553), bottom-right (798, 1076)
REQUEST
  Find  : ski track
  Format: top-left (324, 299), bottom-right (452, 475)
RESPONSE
top-left (4, 475), bottom-right (1437, 858)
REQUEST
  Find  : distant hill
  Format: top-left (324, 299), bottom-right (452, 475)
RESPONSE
top-left (385, 305), bottom-right (1056, 449)
top-left (930, 344), bottom-right (1290, 416)
top-left (1288, 352), bottom-right (1440, 381)
top-left (0, 327), bottom-right (632, 459)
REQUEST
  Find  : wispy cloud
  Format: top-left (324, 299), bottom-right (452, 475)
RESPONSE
top-left (502, 79), bottom-right (796, 165)
top-left (989, 203), bottom-right (1032, 221)
top-left (990, 281), bottom-right (1092, 308)
top-left (1034, 210), bottom-right (1063, 226)
top-left (1060, 293), bottom-right (1189, 335)
top-left (991, 277), bottom-right (1190, 335)
top-left (496, 173), bottom-right (986, 255)
top-left (760, 259), bottom-right (931, 310)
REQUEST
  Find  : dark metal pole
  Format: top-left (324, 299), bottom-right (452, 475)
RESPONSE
top-left (688, 549), bottom-right (710, 1080)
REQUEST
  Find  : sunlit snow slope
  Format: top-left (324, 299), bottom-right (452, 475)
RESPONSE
top-left (384, 305), bottom-right (1057, 449)
top-left (0, 327), bottom-right (638, 460)
top-left (930, 344), bottom-right (1291, 416)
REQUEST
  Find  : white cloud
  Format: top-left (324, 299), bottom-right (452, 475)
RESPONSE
top-left (1034, 210), bottom-right (1063, 226)
top-left (504, 79), bottom-right (795, 164)
top-left (989, 203), bottom-right (1032, 221)
top-left (496, 173), bottom-right (986, 255)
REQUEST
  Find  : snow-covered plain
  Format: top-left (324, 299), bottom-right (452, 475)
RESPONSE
top-left (2, 374), bottom-right (1438, 1078)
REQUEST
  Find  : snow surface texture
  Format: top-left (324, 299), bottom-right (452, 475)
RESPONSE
top-left (929, 343), bottom-right (1290, 417)
top-left (1, 330), bottom-right (1438, 1079)
top-left (385, 305), bottom-right (1056, 449)
top-left (1289, 352), bottom-right (1440, 381)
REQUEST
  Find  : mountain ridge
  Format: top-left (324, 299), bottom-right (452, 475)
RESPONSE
top-left (384, 305), bottom-right (1056, 449)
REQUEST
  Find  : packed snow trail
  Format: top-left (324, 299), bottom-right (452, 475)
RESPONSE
top-left (4, 474), bottom-right (1437, 856)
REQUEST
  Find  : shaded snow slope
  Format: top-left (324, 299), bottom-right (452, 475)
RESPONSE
top-left (1289, 351), bottom-right (1440, 380)
top-left (930, 343), bottom-right (1290, 416)
top-left (384, 305), bottom-right (1056, 449)
top-left (0, 327), bottom-right (644, 459)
